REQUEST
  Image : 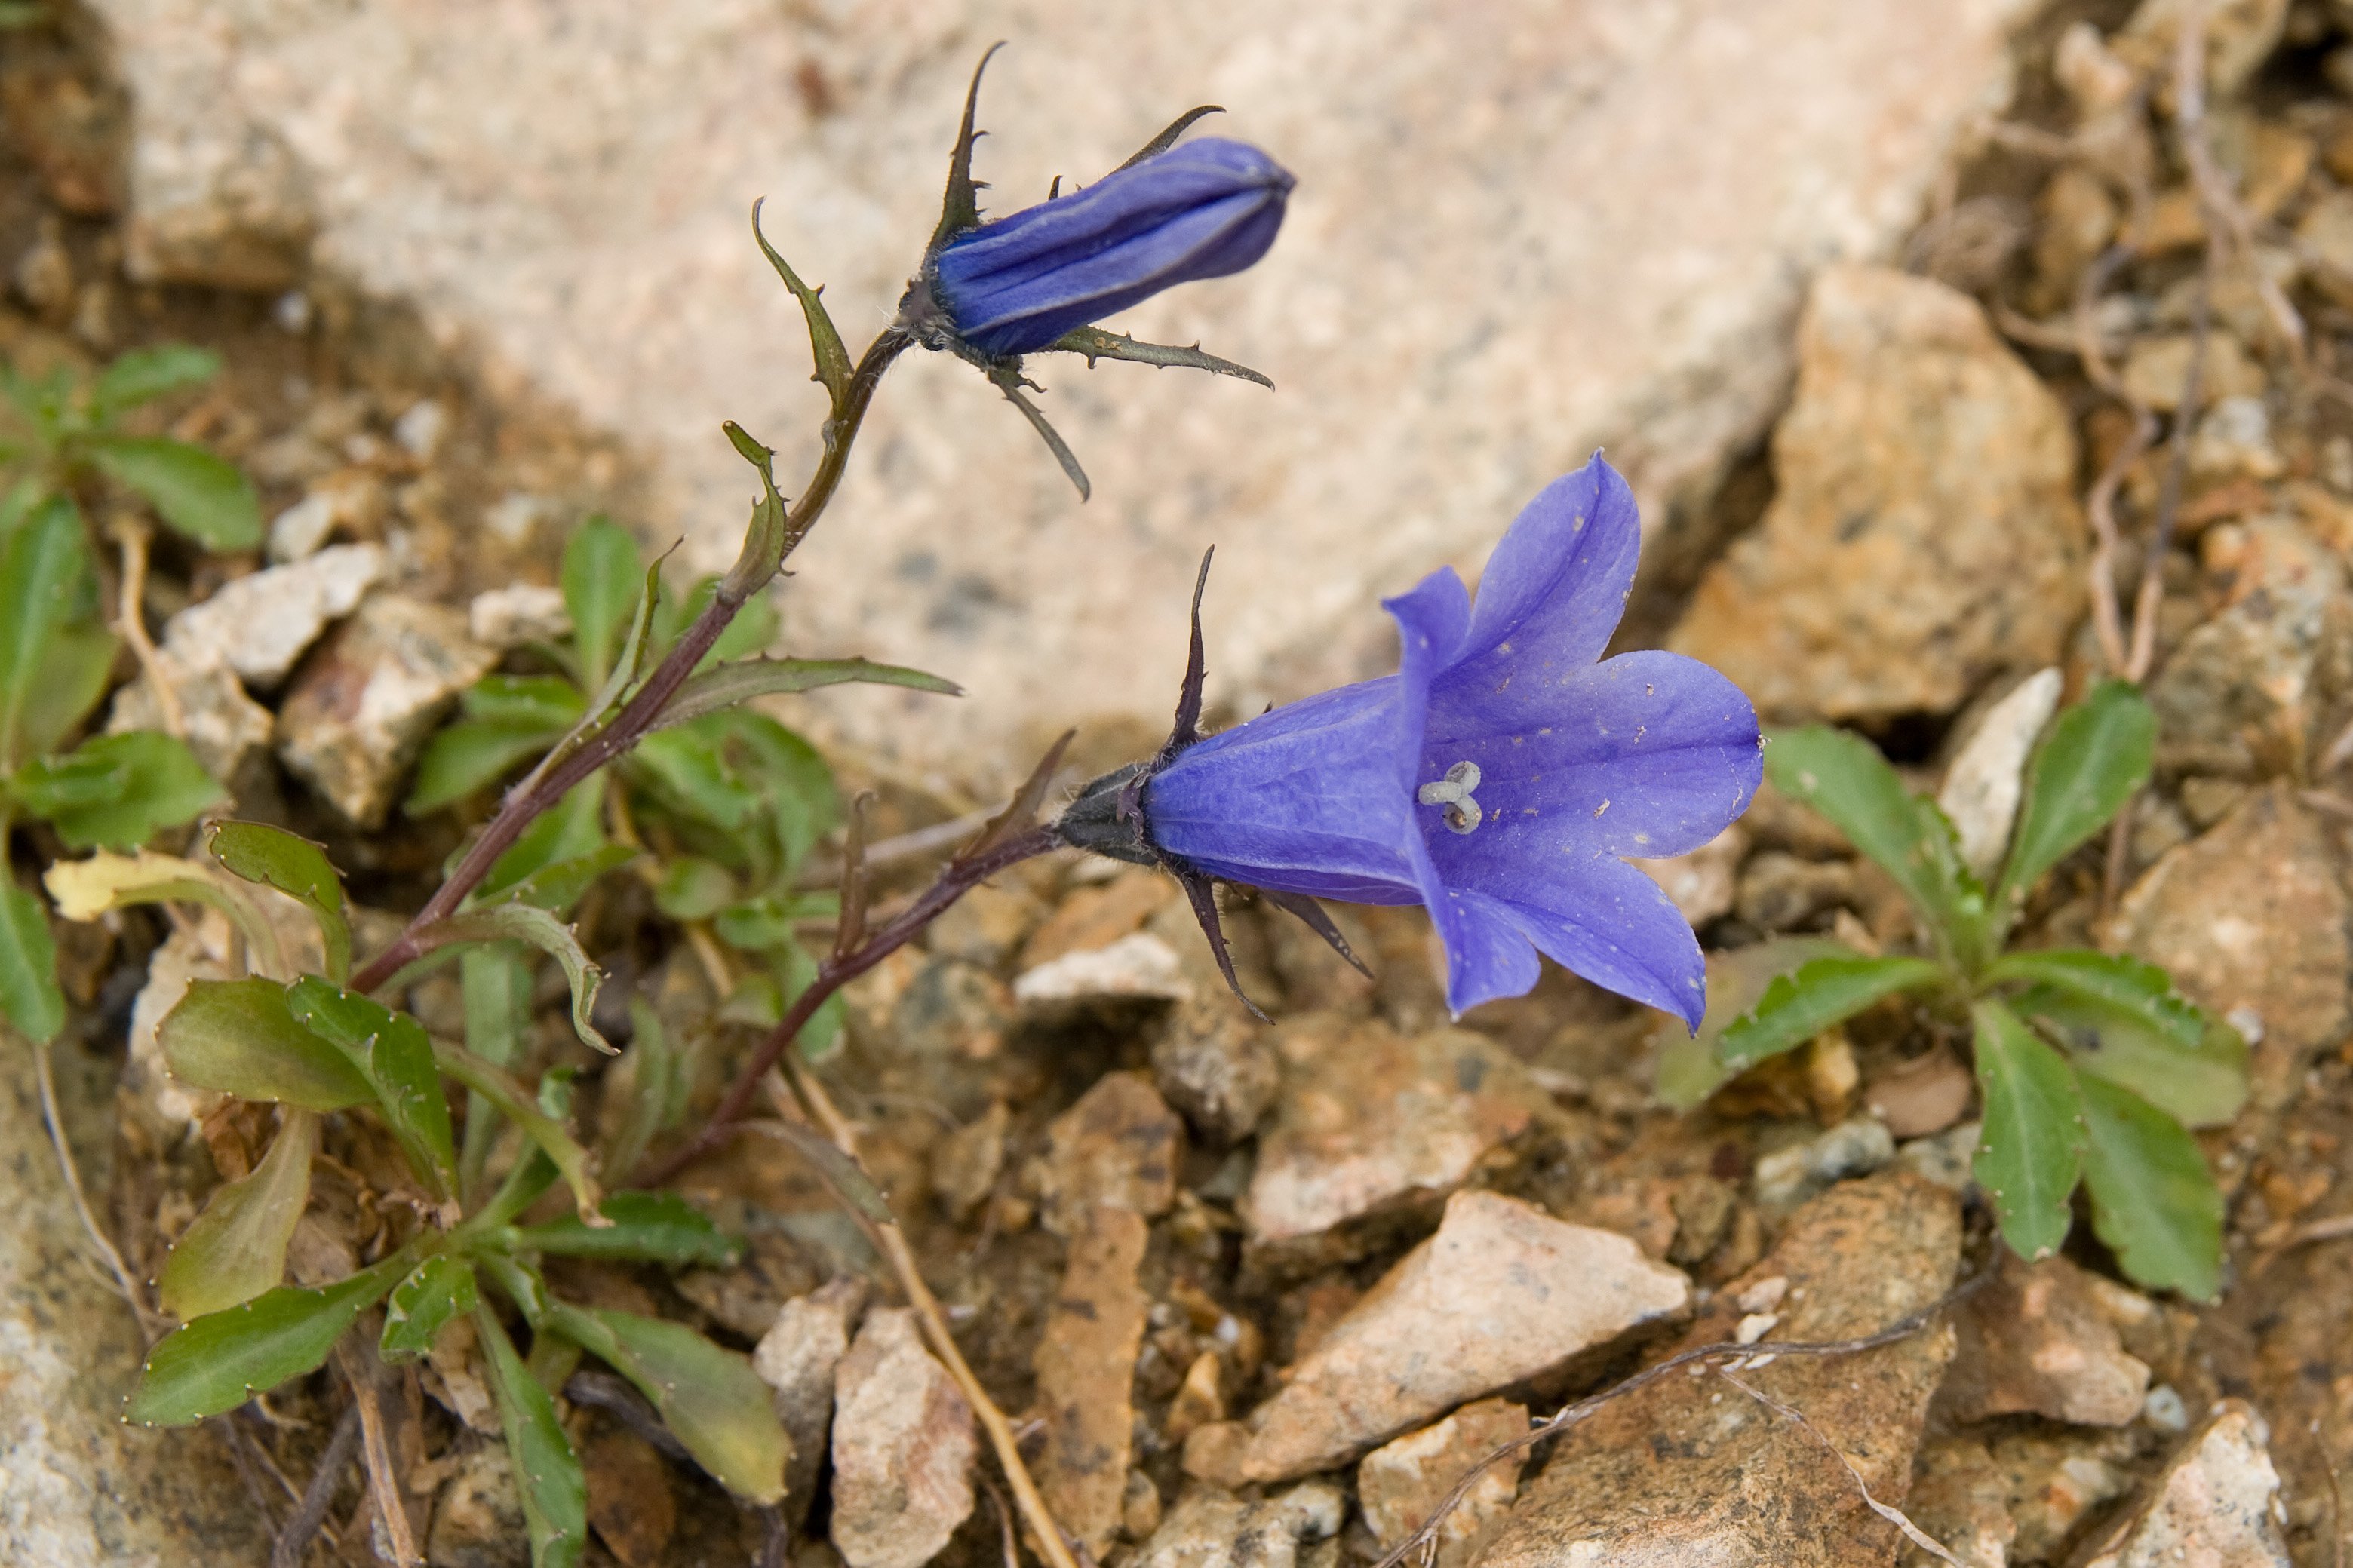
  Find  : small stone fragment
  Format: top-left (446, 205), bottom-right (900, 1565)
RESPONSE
top-left (1897, 1119), bottom-right (1980, 1191)
top-left (2119, 332), bottom-right (2265, 411)
top-left (1670, 265), bottom-right (2087, 723)
top-left (1900, 1435), bottom-right (2017, 1568)
top-left (1164, 1350), bottom-right (1226, 1444)
top-left (1479, 1171), bottom-right (1961, 1568)
top-left (1242, 1014), bottom-right (1548, 1268)
top-left (830, 1307), bottom-right (975, 1568)
top-left (1023, 869), bottom-right (1175, 967)
top-left (754, 1277), bottom-right (864, 1529)
top-left (1939, 1251), bottom-right (2152, 1428)
top-left (582, 1427), bottom-right (677, 1568)
top-left (277, 594), bottom-right (499, 827)
top-left (925, 879), bottom-right (1046, 971)
top-left (1633, 822), bottom-right (1749, 927)
top-left (1937, 667), bottom-right (2062, 878)
top-left (1014, 931), bottom-right (1193, 1007)
top-left (106, 649), bottom-right (274, 782)
top-left (1355, 1397), bottom-right (1529, 1568)
top-left (1864, 1047), bottom-right (1974, 1139)
top-left (161, 543), bottom-right (386, 689)
top-left (1151, 998), bottom-right (1279, 1145)
top-left (1033, 1206), bottom-right (1150, 1554)
top-left (1132, 1482), bottom-right (1345, 1568)
top-left (2075, 1401), bottom-right (2291, 1568)
top-left (425, 1441), bottom-right (527, 1568)
top-left (927, 1101), bottom-right (1008, 1223)
top-left (1233, 1190), bottom-right (1689, 1481)
top-left (467, 584), bottom-right (572, 649)
top-left (267, 468), bottom-right (387, 562)
top-left (1734, 852), bottom-right (1857, 931)
top-left (1029, 1071), bottom-right (1182, 1238)
top-left (1123, 1470), bottom-right (1165, 1542)
top-left (1751, 1115), bottom-right (1895, 1209)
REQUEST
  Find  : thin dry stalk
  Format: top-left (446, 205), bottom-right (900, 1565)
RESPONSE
top-left (31, 1029), bottom-right (159, 1333)
top-left (332, 1346), bottom-right (419, 1568)
top-left (2170, 0), bottom-right (2306, 364)
top-left (1368, 1262), bottom-right (1995, 1568)
top-left (270, 1402), bottom-right (362, 1568)
top-left (1714, 1365), bottom-right (1962, 1565)
top-left (767, 1060), bottom-right (1081, 1568)
top-left (109, 517), bottom-right (185, 738)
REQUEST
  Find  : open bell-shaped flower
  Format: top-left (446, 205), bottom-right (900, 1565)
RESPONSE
top-left (1055, 455), bottom-right (1762, 1029)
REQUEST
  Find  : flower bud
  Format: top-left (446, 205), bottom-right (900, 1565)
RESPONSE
top-left (927, 137), bottom-right (1293, 358)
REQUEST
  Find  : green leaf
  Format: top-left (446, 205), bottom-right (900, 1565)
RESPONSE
top-left (458, 944), bottom-right (532, 1201)
top-left (774, 940), bottom-right (846, 1062)
top-left (207, 821), bottom-right (351, 983)
top-left (1994, 680), bottom-right (2155, 920)
top-left (81, 435), bottom-right (261, 551)
top-left (1655, 938), bottom-right (1851, 1109)
top-left (750, 201), bottom-right (853, 413)
top-left (508, 1192), bottom-right (743, 1268)
top-left (474, 1304), bottom-right (587, 1568)
top-left (8, 747), bottom-right (125, 814)
top-left (628, 726), bottom-right (758, 832)
top-left (285, 977), bottom-right (459, 1202)
top-left (410, 720), bottom-right (565, 812)
top-left (711, 891), bottom-right (836, 952)
top-left (1716, 953), bottom-right (1949, 1071)
top-left (466, 674), bottom-right (591, 729)
top-left (478, 780), bottom-right (604, 902)
top-left (497, 842), bottom-right (637, 917)
top-left (559, 518), bottom-right (643, 694)
top-left (432, 1041), bottom-right (603, 1222)
top-left (157, 1110), bottom-right (315, 1318)
top-left (651, 655), bottom-right (960, 735)
top-left (160, 978), bottom-right (373, 1110)
top-left (2078, 1073), bottom-right (2225, 1299)
top-left (1985, 949), bottom-right (2203, 1048)
top-left (0, 495), bottom-right (96, 769)
top-left (40, 732), bottom-right (223, 851)
top-left (542, 1302), bottom-right (788, 1503)
top-left (1993, 950), bottom-right (2247, 1129)
top-left (601, 997), bottom-right (679, 1184)
top-left (1766, 726), bottom-right (1982, 955)
top-left (0, 876), bottom-right (63, 1043)
top-left (16, 622), bottom-right (115, 765)
top-left (650, 575), bottom-right (780, 668)
top-left (91, 345), bottom-right (219, 419)
top-left (651, 855), bottom-right (736, 922)
top-left (127, 1250), bottom-right (413, 1425)
top-left (379, 1255), bottom-right (479, 1363)
top-left (1971, 999), bottom-right (2086, 1263)
top-left (415, 903), bottom-right (610, 1056)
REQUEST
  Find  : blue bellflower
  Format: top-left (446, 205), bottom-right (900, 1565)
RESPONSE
top-left (929, 137), bottom-right (1293, 359)
top-left (1056, 456), bottom-right (1762, 1029)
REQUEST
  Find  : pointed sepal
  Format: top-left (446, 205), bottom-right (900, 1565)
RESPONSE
top-left (750, 199), bottom-right (853, 419)
top-left (1177, 871), bottom-right (1270, 1022)
top-left (989, 367), bottom-right (1090, 500)
top-left (1114, 106), bottom-right (1225, 172)
top-left (929, 43), bottom-right (1006, 253)
top-left (1049, 325), bottom-right (1272, 388)
top-left (1261, 889), bottom-right (1373, 979)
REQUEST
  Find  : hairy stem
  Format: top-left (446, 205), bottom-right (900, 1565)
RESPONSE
top-left (638, 825), bottom-right (1055, 1184)
top-left (351, 328), bottom-right (914, 994)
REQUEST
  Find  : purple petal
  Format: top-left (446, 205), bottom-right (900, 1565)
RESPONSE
top-left (1423, 887), bottom-right (1544, 1014)
top-left (1423, 649), bottom-right (1762, 870)
top-left (1488, 856), bottom-right (1710, 1031)
top-left (1443, 454), bottom-right (1639, 686)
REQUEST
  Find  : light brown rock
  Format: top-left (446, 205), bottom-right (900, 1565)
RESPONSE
top-left (89, 0), bottom-right (2041, 779)
top-left (277, 594), bottom-right (499, 827)
top-left (754, 1277), bottom-right (864, 1529)
top-left (1477, 1171), bottom-right (1960, 1568)
top-left (1671, 265), bottom-right (2086, 723)
top-left (2105, 782), bottom-right (2349, 1107)
top-left (1013, 931), bottom-right (1193, 1008)
top-left (1151, 999), bottom-right (1279, 1146)
top-left (2076, 1401), bottom-right (2291, 1568)
top-left (1132, 1481), bottom-right (1344, 1568)
top-left (467, 585), bottom-right (571, 649)
top-left (1633, 824), bottom-right (1749, 928)
top-left (1938, 1251), bottom-right (2151, 1428)
top-left (1233, 1189), bottom-right (1689, 1482)
top-left (1029, 1071), bottom-right (1183, 1238)
top-left (1032, 1206), bottom-right (1151, 1554)
top-left (830, 1307), bottom-right (976, 1568)
top-left (1356, 1398), bottom-right (1528, 1568)
top-left (160, 542), bottom-right (386, 689)
top-left (927, 1101), bottom-right (1008, 1223)
top-left (1023, 870), bottom-right (1175, 968)
top-left (1242, 1014), bottom-right (1548, 1266)
top-left (105, 650), bottom-right (274, 782)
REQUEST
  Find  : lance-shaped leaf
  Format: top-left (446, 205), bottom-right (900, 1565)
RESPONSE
top-left (158, 1109), bottom-right (316, 1318)
top-left (458, 944), bottom-right (533, 1201)
top-left (751, 202), bottom-right (852, 414)
top-left (751, 1114), bottom-right (893, 1226)
top-left (1049, 324), bottom-right (1271, 388)
top-left (559, 518), bottom-right (643, 695)
top-left (647, 656), bottom-right (959, 735)
top-left (1990, 948), bottom-right (2247, 1129)
top-left (81, 434), bottom-right (261, 551)
top-left (286, 977), bottom-right (458, 1202)
top-left (8, 746), bottom-right (124, 815)
top-left (34, 732), bottom-right (223, 851)
top-left (478, 781), bottom-right (606, 904)
top-left (508, 1192), bottom-right (742, 1269)
top-left (1971, 999), bottom-right (2086, 1263)
top-left (90, 343), bottom-right (219, 418)
top-left (991, 367), bottom-right (1089, 499)
top-left (1716, 953), bottom-right (1949, 1071)
top-left (474, 1303), bottom-right (587, 1568)
top-left (380, 1255), bottom-right (480, 1363)
top-left (1765, 726), bottom-right (1983, 956)
top-left (207, 821), bottom-right (351, 982)
top-left (601, 998), bottom-right (681, 1186)
top-left (498, 843), bottom-right (637, 918)
top-left (433, 1041), bottom-right (603, 1222)
top-left (718, 422), bottom-right (791, 603)
top-left (542, 1301), bottom-right (789, 1504)
top-left (413, 903), bottom-right (610, 1055)
top-left (2078, 1072), bottom-right (2224, 1300)
top-left (127, 1250), bottom-right (414, 1425)
top-left (161, 979), bottom-right (373, 1110)
top-left (45, 849), bottom-right (286, 977)
top-left (0, 875), bottom-right (62, 1044)
top-left (1993, 680), bottom-right (2154, 921)
top-left (1654, 937), bottom-right (1849, 1109)
top-left (0, 495), bottom-right (93, 769)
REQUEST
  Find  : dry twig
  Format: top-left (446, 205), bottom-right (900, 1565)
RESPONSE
top-left (109, 517), bottom-right (185, 738)
top-left (1714, 1365), bottom-right (1963, 1565)
top-left (331, 1344), bottom-right (420, 1567)
top-left (31, 1030), bottom-right (160, 1333)
top-left (269, 1402), bottom-right (362, 1568)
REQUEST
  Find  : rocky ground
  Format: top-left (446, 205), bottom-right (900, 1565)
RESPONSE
top-left (8, 0), bottom-right (2353, 1566)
